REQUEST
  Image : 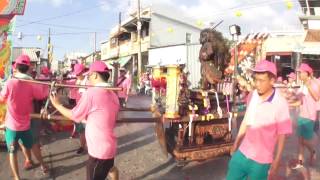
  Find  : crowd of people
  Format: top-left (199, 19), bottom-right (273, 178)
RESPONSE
top-left (1, 55), bottom-right (131, 180)
top-left (2, 54), bottom-right (320, 180)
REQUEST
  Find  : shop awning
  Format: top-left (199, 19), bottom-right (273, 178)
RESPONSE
top-left (302, 42), bottom-right (320, 55)
top-left (105, 56), bottom-right (132, 68)
top-left (304, 30), bottom-right (320, 42)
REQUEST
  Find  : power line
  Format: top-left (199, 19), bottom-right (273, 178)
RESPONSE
top-left (198, 0), bottom-right (299, 18)
top-left (16, 31), bottom-right (106, 37)
top-left (16, 21), bottom-right (108, 31)
top-left (16, 3), bottom-right (109, 27)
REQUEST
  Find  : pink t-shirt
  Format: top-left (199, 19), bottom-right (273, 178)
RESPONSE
top-left (298, 79), bottom-right (320, 121)
top-left (1, 79), bottom-right (49, 131)
top-left (239, 89), bottom-right (292, 164)
top-left (65, 79), bottom-right (78, 100)
top-left (71, 84), bottom-right (119, 159)
top-left (117, 76), bottom-right (130, 98)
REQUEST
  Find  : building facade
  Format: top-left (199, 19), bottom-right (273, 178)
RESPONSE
top-left (101, 5), bottom-right (202, 74)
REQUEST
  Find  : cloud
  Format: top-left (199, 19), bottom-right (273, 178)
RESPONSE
top-left (177, 0), bottom-right (303, 34)
top-left (99, 0), bottom-right (111, 12)
top-left (110, 0), bottom-right (303, 35)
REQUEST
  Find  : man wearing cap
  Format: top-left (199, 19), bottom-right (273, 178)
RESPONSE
top-left (50, 60), bottom-right (119, 180)
top-left (1, 55), bottom-right (49, 180)
top-left (292, 63), bottom-right (319, 169)
top-left (287, 72), bottom-right (297, 87)
top-left (117, 68), bottom-right (130, 107)
top-left (72, 63), bottom-right (87, 154)
top-left (39, 66), bottom-right (51, 80)
top-left (226, 60), bottom-right (292, 180)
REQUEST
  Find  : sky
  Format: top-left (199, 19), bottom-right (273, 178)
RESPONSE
top-left (12, 0), bottom-right (304, 60)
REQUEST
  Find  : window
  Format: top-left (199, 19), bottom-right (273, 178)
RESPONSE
top-left (186, 33), bottom-right (192, 43)
top-left (110, 38), bottom-right (118, 48)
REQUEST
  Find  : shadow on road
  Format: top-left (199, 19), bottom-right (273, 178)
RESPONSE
top-left (118, 135), bottom-right (155, 155)
top-left (50, 160), bottom-right (87, 180)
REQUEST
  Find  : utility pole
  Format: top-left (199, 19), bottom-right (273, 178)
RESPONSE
top-left (93, 32), bottom-right (97, 61)
top-left (306, 0), bottom-right (310, 15)
top-left (113, 12), bottom-right (122, 87)
top-left (137, 0), bottom-right (142, 81)
top-left (47, 28), bottom-right (51, 68)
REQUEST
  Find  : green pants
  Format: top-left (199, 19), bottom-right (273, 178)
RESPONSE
top-left (5, 127), bottom-right (33, 153)
top-left (297, 117), bottom-right (314, 140)
top-left (226, 150), bottom-right (270, 180)
top-left (75, 122), bottom-right (85, 133)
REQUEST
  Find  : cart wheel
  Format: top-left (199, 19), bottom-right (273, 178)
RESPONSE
top-left (176, 160), bottom-right (188, 167)
top-left (155, 116), bottom-right (168, 157)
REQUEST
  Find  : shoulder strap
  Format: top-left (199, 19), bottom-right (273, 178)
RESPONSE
top-left (117, 77), bottom-right (127, 87)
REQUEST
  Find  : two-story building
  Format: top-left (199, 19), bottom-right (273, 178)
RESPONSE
top-left (101, 5), bottom-right (202, 75)
top-left (298, 0), bottom-right (320, 76)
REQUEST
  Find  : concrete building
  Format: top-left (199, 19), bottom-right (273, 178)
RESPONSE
top-left (101, 4), bottom-right (202, 74)
top-left (299, 0), bottom-right (320, 30)
top-left (298, 0), bottom-right (320, 76)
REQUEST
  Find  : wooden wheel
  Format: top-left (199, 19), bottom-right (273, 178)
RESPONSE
top-left (155, 116), bottom-right (168, 157)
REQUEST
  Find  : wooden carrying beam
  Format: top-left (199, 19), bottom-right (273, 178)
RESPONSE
top-left (120, 107), bottom-right (151, 111)
top-left (13, 78), bottom-right (123, 91)
top-left (30, 113), bottom-right (159, 123)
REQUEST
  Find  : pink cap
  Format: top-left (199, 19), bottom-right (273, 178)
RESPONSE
top-left (287, 72), bottom-right (296, 79)
top-left (277, 76), bottom-right (283, 82)
top-left (73, 63), bottom-right (86, 76)
top-left (41, 66), bottom-right (51, 75)
top-left (252, 60), bottom-right (277, 76)
top-left (297, 63), bottom-right (313, 74)
top-left (14, 54), bottom-right (31, 66)
top-left (88, 61), bottom-right (109, 74)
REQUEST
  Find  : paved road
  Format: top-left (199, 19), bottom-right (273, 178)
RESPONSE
top-left (1, 95), bottom-right (320, 180)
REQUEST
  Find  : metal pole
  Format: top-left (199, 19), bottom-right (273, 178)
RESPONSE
top-left (137, 0), bottom-right (142, 82)
top-left (47, 28), bottom-right (51, 68)
top-left (232, 35), bottom-right (238, 108)
top-left (93, 32), bottom-right (97, 61)
top-left (117, 12), bottom-right (122, 58)
top-left (306, 0), bottom-right (310, 15)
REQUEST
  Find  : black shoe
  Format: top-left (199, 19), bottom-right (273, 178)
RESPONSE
top-left (76, 147), bottom-right (85, 154)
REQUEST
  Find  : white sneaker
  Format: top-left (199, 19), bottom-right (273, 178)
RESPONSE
top-left (291, 163), bottom-right (304, 169)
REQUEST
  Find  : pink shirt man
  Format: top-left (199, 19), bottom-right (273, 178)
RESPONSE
top-left (117, 76), bottom-right (130, 98)
top-left (71, 84), bottom-right (119, 159)
top-left (298, 79), bottom-right (319, 121)
top-left (1, 78), bottom-right (48, 131)
top-left (239, 89), bottom-right (292, 164)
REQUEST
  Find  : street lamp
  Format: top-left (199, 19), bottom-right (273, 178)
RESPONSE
top-left (229, 24), bottom-right (241, 77)
top-left (229, 24), bottom-right (241, 37)
top-left (229, 24), bottom-right (241, 134)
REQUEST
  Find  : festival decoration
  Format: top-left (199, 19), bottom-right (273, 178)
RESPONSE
top-left (225, 32), bottom-right (269, 91)
top-left (167, 27), bottom-right (174, 33)
top-left (235, 10), bottom-right (243, 17)
top-left (285, 0), bottom-right (293, 10)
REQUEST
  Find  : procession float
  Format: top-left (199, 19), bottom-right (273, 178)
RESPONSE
top-left (0, 1), bottom-right (273, 166)
top-left (148, 28), bottom-right (249, 165)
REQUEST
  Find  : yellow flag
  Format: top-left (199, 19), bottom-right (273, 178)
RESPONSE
top-left (167, 27), bottom-right (174, 33)
top-left (286, 1), bottom-right (293, 10)
top-left (235, 10), bottom-right (242, 17)
top-left (196, 20), bottom-right (204, 28)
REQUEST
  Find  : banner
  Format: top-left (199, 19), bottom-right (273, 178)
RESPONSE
top-left (0, 0), bottom-right (26, 16)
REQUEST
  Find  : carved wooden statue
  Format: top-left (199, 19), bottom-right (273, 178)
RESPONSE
top-left (199, 28), bottom-right (230, 89)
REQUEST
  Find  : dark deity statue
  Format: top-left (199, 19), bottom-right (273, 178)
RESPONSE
top-left (199, 28), bottom-right (230, 89)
